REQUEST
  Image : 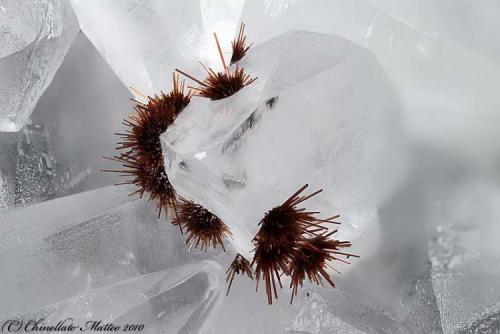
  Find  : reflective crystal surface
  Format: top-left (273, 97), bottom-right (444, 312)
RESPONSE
top-left (29, 33), bottom-right (134, 193)
top-left (69, 0), bottom-right (245, 95)
top-left (284, 288), bottom-right (413, 334)
top-left (241, 0), bottom-right (500, 169)
top-left (0, 33), bottom-right (131, 211)
top-left (21, 262), bottom-right (221, 334)
top-left (0, 185), bottom-right (223, 327)
top-left (0, 121), bottom-right (88, 211)
top-left (1, 1), bottom-right (500, 332)
top-left (428, 182), bottom-right (500, 333)
top-left (161, 31), bottom-right (407, 256)
top-left (0, 0), bottom-right (79, 132)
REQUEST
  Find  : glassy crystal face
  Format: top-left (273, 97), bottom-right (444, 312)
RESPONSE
top-left (284, 288), bottom-right (413, 334)
top-left (1, 1), bottom-right (500, 332)
top-left (69, 0), bottom-right (245, 95)
top-left (0, 0), bottom-right (79, 132)
top-left (19, 262), bottom-right (221, 333)
top-left (161, 31), bottom-right (407, 256)
top-left (241, 0), bottom-right (500, 169)
top-left (0, 121), bottom-right (89, 211)
top-left (428, 182), bottom-right (500, 333)
top-left (363, 0), bottom-right (500, 61)
top-left (0, 185), bottom-right (223, 325)
top-left (29, 33), bottom-right (135, 195)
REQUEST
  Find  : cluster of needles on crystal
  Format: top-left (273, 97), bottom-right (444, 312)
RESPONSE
top-left (226, 253), bottom-right (253, 295)
top-left (106, 25), bottom-right (256, 252)
top-left (175, 31), bottom-right (256, 100)
top-left (103, 74), bottom-right (190, 217)
top-left (230, 23), bottom-right (252, 64)
top-left (173, 198), bottom-right (232, 251)
top-left (106, 24), bottom-right (356, 303)
top-left (227, 185), bottom-right (358, 304)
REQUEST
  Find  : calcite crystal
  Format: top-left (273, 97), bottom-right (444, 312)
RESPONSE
top-left (161, 31), bottom-right (407, 257)
top-left (0, 0), bottom-right (78, 132)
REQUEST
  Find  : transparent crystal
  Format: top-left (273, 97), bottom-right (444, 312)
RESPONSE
top-left (1, 33), bottom-right (128, 210)
top-left (400, 266), bottom-right (443, 334)
top-left (428, 182), bottom-right (500, 333)
top-left (0, 186), bottom-right (193, 316)
top-left (363, 0), bottom-right (500, 62)
top-left (0, 0), bottom-right (79, 132)
top-left (69, 0), bottom-right (245, 95)
top-left (0, 121), bottom-right (88, 211)
top-left (28, 33), bottom-right (135, 193)
top-left (241, 0), bottom-right (500, 168)
top-left (19, 261), bottom-right (221, 334)
top-left (161, 31), bottom-right (407, 256)
top-left (283, 288), bottom-right (413, 333)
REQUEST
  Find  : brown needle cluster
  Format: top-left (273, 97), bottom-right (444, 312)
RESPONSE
top-left (289, 231), bottom-right (357, 303)
top-left (105, 25), bottom-right (255, 253)
top-left (104, 74), bottom-right (191, 217)
top-left (172, 198), bottom-right (232, 251)
top-left (104, 24), bottom-right (357, 299)
top-left (226, 253), bottom-right (253, 295)
top-left (231, 22), bottom-right (252, 64)
top-left (176, 31), bottom-right (256, 101)
top-left (246, 184), bottom-right (358, 304)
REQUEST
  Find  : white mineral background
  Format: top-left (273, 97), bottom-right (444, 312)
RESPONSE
top-left (1, 1), bottom-right (499, 333)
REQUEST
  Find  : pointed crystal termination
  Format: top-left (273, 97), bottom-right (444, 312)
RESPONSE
top-left (18, 261), bottom-right (222, 333)
top-left (241, 0), bottom-right (500, 169)
top-left (0, 121), bottom-right (89, 211)
top-left (161, 31), bottom-right (407, 257)
top-left (69, 0), bottom-right (245, 95)
top-left (0, 0), bottom-right (79, 132)
top-left (0, 185), bottom-right (224, 318)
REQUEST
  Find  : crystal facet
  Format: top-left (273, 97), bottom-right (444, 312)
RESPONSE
top-left (69, 0), bottom-right (245, 95)
top-left (0, 0), bottom-right (79, 132)
top-left (161, 31), bottom-right (407, 257)
top-left (241, 0), bottom-right (500, 168)
top-left (428, 182), bottom-right (500, 333)
top-left (0, 185), bottom-right (223, 321)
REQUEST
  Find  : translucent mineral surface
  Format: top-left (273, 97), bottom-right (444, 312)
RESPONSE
top-left (0, 0), bottom-right (78, 132)
top-left (428, 182), bottom-right (500, 333)
top-left (69, 0), bottom-right (245, 95)
top-left (0, 185), bottom-right (223, 326)
top-left (0, 121), bottom-right (88, 211)
top-left (161, 31), bottom-right (407, 256)
top-left (21, 262), bottom-right (221, 334)
top-left (240, 0), bottom-right (500, 169)
top-left (1, 1), bottom-right (500, 332)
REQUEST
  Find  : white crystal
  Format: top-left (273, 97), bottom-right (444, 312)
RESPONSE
top-left (29, 33), bottom-right (135, 193)
top-left (20, 261), bottom-right (221, 334)
top-left (0, 185), bottom-right (134, 255)
top-left (0, 186), bottom-right (177, 316)
top-left (364, 0), bottom-right (500, 61)
top-left (161, 31), bottom-right (407, 257)
top-left (284, 288), bottom-right (413, 333)
top-left (0, 0), bottom-right (79, 132)
top-left (428, 182), bottom-right (500, 333)
top-left (241, 0), bottom-right (500, 169)
top-left (0, 121), bottom-right (90, 211)
top-left (69, 0), bottom-right (244, 95)
top-left (400, 266), bottom-right (443, 334)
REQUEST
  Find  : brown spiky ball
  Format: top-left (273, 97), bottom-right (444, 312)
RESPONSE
top-left (251, 184), bottom-right (341, 304)
top-left (289, 231), bottom-right (357, 303)
top-left (176, 32), bottom-right (256, 101)
top-left (172, 198), bottom-right (232, 251)
top-left (104, 74), bottom-right (190, 217)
